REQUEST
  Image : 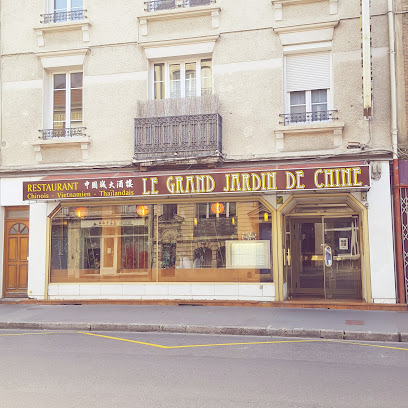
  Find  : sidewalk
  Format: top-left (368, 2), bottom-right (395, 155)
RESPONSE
top-left (1, 303), bottom-right (408, 342)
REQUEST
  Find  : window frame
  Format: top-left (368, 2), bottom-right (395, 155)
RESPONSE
top-left (150, 57), bottom-right (213, 100)
top-left (46, 0), bottom-right (84, 23)
top-left (287, 89), bottom-right (330, 123)
top-left (49, 0), bottom-right (84, 13)
top-left (47, 70), bottom-right (83, 131)
top-left (284, 51), bottom-right (334, 125)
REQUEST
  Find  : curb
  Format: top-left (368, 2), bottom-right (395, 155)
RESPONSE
top-left (0, 321), bottom-right (405, 343)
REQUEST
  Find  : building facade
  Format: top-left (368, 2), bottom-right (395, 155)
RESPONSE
top-left (0, 0), bottom-right (399, 304)
top-left (395, 0), bottom-right (408, 303)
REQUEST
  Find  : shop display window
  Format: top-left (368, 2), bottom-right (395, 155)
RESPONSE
top-left (50, 200), bottom-right (273, 283)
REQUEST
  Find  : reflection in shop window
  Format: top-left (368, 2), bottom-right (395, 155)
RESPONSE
top-left (50, 201), bottom-right (273, 284)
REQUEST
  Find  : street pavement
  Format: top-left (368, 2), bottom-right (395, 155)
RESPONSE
top-left (2, 330), bottom-right (408, 407)
top-left (1, 303), bottom-right (408, 342)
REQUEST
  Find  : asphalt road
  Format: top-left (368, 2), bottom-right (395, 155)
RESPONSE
top-left (1, 330), bottom-right (408, 408)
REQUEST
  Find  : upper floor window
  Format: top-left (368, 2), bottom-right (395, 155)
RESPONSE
top-left (153, 59), bottom-right (212, 99)
top-left (44, 0), bottom-right (84, 23)
top-left (290, 89), bottom-right (329, 123)
top-left (52, 72), bottom-right (83, 133)
top-left (284, 52), bottom-right (333, 125)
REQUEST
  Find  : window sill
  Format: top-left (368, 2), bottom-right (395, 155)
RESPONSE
top-left (138, 5), bottom-right (220, 36)
top-left (33, 136), bottom-right (90, 162)
top-left (274, 121), bottom-right (344, 150)
top-left (34, 20), bottom-right (91, 47)
top-left (271, 0), bottom-right (338, 21)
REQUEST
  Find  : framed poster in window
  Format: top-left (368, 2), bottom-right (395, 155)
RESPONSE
top-left (339, 237), bottom-right (349, 250)
top-left (225, 240), bottom-right (271, 269)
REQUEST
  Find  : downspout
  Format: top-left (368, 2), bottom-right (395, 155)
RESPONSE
top-left (388, 0), bottom-right (405, 303)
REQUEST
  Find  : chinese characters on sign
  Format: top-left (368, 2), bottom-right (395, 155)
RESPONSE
top-left (23, 165), bottom-right (370, 201)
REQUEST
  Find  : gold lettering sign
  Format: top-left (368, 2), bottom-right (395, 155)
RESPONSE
top-left (22, 165), bottom-right (370, 201)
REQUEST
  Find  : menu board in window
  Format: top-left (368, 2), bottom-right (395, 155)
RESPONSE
top-left (225, 240), bottom-right (271, 269)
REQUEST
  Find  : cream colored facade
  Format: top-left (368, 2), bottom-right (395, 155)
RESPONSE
top-left (0, 0), bottom-right (400, 304)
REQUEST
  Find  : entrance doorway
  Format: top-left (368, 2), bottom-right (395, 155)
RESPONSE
top-left (286, 216), bottom-right (362, 299)
top-left (3, 219), bottom-right (29, 298)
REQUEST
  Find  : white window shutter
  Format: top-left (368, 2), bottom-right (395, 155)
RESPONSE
top-left (286, 52), bottom-right (330, 92)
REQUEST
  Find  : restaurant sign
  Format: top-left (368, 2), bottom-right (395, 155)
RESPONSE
top-left (23, 165), bottom-right (370, 201)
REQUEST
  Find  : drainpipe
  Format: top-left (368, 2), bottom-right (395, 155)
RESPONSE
top-left (388, 0), bottom-right (405, 303)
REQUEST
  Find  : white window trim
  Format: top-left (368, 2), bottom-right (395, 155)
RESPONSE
top-left (51, 70), bottom-right (83, 130)
top-left (34, 1), bottom-right (89, 46)
top-left (271, 0), bottom-right (338, 21)
top-left (138, 5), bottom-right (220, 36)
top-left (37, 50), bottom-right (87, 131)
top-left (150, 57), bottom-right (213, 100)
top-left (285, 89), bottom-right (331, 122)
top-left (283, 52), bottom-right (334, 120)
top-left (33, 50), bottom-right (90, 162)
top-left (48, 0), bottom-right (84, 14)
top-left (141, 35), bottom-right (218, 60)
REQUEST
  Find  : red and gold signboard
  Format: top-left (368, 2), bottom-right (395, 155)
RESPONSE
top-left (23, 164), bottom-right (370, 201)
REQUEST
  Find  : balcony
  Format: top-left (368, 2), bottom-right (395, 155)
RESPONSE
top-left (279, 110), bottom-right (338, 126)
top-left (134, 114), bottom-right (222, 165)
top-left (40, 127), bottom-right (86, 139)
top-left (35, 10), bottom-right (90, 46)
top-left (274, 110), bottom-right (344, 151)
top-left (40, 10), bottom-right (86, 24)
top-left (33, 127), bottom-right (90, 162)
top-left (145, 0), bottom-right (214, 12)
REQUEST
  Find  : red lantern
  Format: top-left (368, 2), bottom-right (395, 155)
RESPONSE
top-left (211, 202), bottom-right (224, 215)
top-left (75, 207), bottom-right (88, 218)
top-left (136, 205), bottom-right (149, 217)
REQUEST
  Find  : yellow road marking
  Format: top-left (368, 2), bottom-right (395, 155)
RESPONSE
top-left (0, 331), bottom-right (68, 337)
top-left (78, 332), bottom-right (169, 348)
top-left (3, 330), bottom-right (408, 352)
top-left (165, 339), bottom-right (321, 349)
top-left (78, 332), bottom-right (324, 349)
top-left (324, 339), bottom-right (408, 352)
top-left (78, 332), bottom-right (408, 352)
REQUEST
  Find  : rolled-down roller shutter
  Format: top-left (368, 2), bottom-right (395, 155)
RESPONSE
top-left (286, 52), bottom-right (330, 92)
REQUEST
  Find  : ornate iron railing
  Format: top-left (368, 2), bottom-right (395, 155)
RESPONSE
top-left (279, 110), bottom-right (338, 126)
top-left (183, 0), bottom-right (213, 6)
top-left (40, 127), bottom-right (86, 139)
top-left (401, 188), bottom-right (408, 300)
top-left (145, 0), bottom-right (176, 11)
top-left (41, 10), bottom-right (85, 24)
top-left (134, 114), bottom-right (222, 161)
top-left (145, 0), bottom-right (214, 12)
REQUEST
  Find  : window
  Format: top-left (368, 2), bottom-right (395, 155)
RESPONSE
top-left (153, 59), bottom-right (212, 99)
top-left (53, 72), bottom-right (83, 130)
top-left (285, 52), bottom-right (331, 124)
top-left (50, 200), bottom-right (272, 283)
top-left (290, 89), bottom-right (329, 123)
top-left (47, 0), bottom-right (84, 23)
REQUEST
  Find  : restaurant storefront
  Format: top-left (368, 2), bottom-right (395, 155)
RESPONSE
top-left (1, 161), bottom-right (397, 303)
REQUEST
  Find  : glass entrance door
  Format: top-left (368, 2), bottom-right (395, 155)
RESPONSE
top-left (323, 217), bottom-right (362, 299)
top-left (287, 216), bottom-right (362, 299)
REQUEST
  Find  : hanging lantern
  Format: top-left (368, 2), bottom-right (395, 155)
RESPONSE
top-left (211, 202), bottom-right (224, 215)
top-left (264, 212), bottom-right (269, 222)
top-left (136, 205), bottom-right (149, 217)
top-left (231, 217), bottom-right (236, 226)
top-left (75, 207), bottom-right (88, 218)
top-left (194, 218), bottom-right (198, 226)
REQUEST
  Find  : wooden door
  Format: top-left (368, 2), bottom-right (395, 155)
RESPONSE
top-left (4, 220), bottom-right (29, 297)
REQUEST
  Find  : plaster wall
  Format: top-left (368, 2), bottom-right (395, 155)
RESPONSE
top-left (27, 203), bottom-right (48, 299)
top-left (0, 0), bottom-right (393, 170)
top-left (367, 161), bottom-right (397, 303)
